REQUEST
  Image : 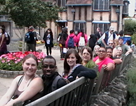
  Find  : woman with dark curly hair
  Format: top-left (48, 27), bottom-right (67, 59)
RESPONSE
top-left (43, 28), bottom-right (54, 55)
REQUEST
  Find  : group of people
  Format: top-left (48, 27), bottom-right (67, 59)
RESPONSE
top-left (0, 25), bottom-right (134, 105)
top-left (58, 28), bottom-right (89, 60)
top-left (0, 48), bottom-right (97, 106)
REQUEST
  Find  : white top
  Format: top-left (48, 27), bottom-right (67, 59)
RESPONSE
top-left (102, 31), bottom-right (118, 44)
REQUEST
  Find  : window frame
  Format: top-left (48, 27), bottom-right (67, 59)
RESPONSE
top-left (73, 21), bottom-right (86, 33)
top-left (93, 0), bottom-right (110, 11)
top-left (57, 0), bottom-right (66, 7)
top-left (93, 23), bottom-right (110, 34)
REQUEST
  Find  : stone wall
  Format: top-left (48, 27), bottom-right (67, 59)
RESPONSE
top-left (91, 72), bottom-right (127, 106)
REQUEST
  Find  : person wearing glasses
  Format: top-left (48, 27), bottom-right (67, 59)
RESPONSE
top-left (41, 55), bottom-right (67, 96)
top-left (93, 47), bottom-right (115, 72)
top-left (63, 49), bottom-right (97, 83)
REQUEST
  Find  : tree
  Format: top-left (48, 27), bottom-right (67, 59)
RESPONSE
top-left (4, 0), bottom-right (60, 28)
top-left (0, 0), bottom-right (61, 52)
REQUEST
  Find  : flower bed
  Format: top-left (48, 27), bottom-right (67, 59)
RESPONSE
top-left (0, 51), bottom-right (46, 71)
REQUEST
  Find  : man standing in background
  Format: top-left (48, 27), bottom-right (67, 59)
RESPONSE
top-left (25, 26), bottom-right (36, 51)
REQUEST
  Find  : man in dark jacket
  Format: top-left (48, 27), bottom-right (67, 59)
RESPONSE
top-left (25, 26), bottom-right (36, 51)
top-left (42, 55), bottom-right (67, 96)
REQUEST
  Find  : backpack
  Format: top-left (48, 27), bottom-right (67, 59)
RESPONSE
top-left (6, 34), bottom-right (10, 45)
top-left (25, 32), bottom-right (31, 43)
top-left (51, 75), bottom-right (62, 91)
top-left (78, 36), bottom-right (85, 46)
top-left (68, 36), bottom-right (75, 48)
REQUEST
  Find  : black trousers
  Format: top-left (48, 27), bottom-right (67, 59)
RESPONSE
top-left (45, 44), bottom-right (52, 55)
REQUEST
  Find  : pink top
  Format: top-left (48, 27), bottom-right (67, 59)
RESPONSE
top-left (76, 32), bottom-right (88, 46)
top-left (65, 33), bottom-right (77, 48)
top-left (93, 56), bottom-right (114, 72)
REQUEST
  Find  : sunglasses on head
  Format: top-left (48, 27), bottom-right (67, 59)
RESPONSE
top-left (43, 65), bottom-right (56, 69)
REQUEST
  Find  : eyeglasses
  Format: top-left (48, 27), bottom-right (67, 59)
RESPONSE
top-left (42, 65), bottom-right (56, 69)
top-left (98, 50), bottom-right (106, 53)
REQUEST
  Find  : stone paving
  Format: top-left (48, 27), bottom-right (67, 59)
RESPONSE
top-left (0, 43), bottom-right (63, 98)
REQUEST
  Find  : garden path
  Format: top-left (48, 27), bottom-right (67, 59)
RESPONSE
top-left (0, 44), bottom-right (63, 98)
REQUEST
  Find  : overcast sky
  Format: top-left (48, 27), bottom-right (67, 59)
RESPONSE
top-left (128, 0), bottom-right (135, 17)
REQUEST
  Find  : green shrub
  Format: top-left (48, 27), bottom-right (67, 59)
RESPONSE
top-left (124, 19), bottom-right (136, 35)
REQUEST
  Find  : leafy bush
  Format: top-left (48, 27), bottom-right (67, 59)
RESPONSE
top-left (0, 51), bottom-right (46, 71)
top-left (124, 19), bottom-right (136, 35)
top-left (126, 59), bottom-right (136, 106)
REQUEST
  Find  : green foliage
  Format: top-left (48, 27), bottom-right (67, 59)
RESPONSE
top-left (0, 0), bottom-right (61, 27)
top-left (127, 59), bottom-right (136, 106)
top-left (124, 19), bottom-right (136, 35)
top-left (131, 33), bottom-right (136, 44)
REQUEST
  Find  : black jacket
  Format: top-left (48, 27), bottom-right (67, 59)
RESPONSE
top-left (42, 72), bottom-right (67, 96)
top-left (43, 32), bottom-right (53, 47)
top-left (67, 65), bottom-right (97, 82)
top-left (26, 31), bottom-right (35, 44)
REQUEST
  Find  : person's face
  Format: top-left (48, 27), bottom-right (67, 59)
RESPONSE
top-left (67, 53), bottom-right (77, 67)
top-left (42, 58), bottom-right (56, 77)
top-left (82, 49), bottom-right (91, 62)
top-left (95, 47), bottom-right (100, 55)
top-left (109, 42), bottom-right (114, 48)
top-left (98, 48), bottom-right (106, 59)
top-left (106, 49), bottom-right (113, 58)
top-left (118, 39), bottom-right (123, 45)
top-left (48, 30), bottom-right (50, 33)
top-left (116, 48), bottom-right (122, 56)
top-left (22, 58), bottom-right (37, 76)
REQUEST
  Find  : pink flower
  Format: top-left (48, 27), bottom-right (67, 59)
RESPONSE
top-left (1, 60), bottom-right (5, 63)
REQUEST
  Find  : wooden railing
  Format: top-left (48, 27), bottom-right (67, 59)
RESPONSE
top-left (26, 77), bottom-right (94, 106)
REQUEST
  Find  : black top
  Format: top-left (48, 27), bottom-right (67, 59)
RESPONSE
top-left (43, 32), bottom-right (53, 46)
top-left (42, 72), bottom-right (67, 96)
top-left (26, 31), bottom-right (35, 44)
top-left (67, 65), bottom-right (97, 82)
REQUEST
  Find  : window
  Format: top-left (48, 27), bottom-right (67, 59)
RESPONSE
top-left (94, 23), bottom-right (110, 34)
top-left (74, 22), bottom-right (86, 33)
top-left (93, 0), bottom-right (110, 11)
top-left (57, 0), bottom-right (66, 7)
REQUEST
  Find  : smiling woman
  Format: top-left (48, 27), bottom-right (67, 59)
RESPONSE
top-left (93, 47), bottom-right (115, 72)
top-left (63, 49), bottom-right (97, 82)
top-left (0, 51), bottom-right (46, 78)
top-left (0, 54), bottom-right (44, 106)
